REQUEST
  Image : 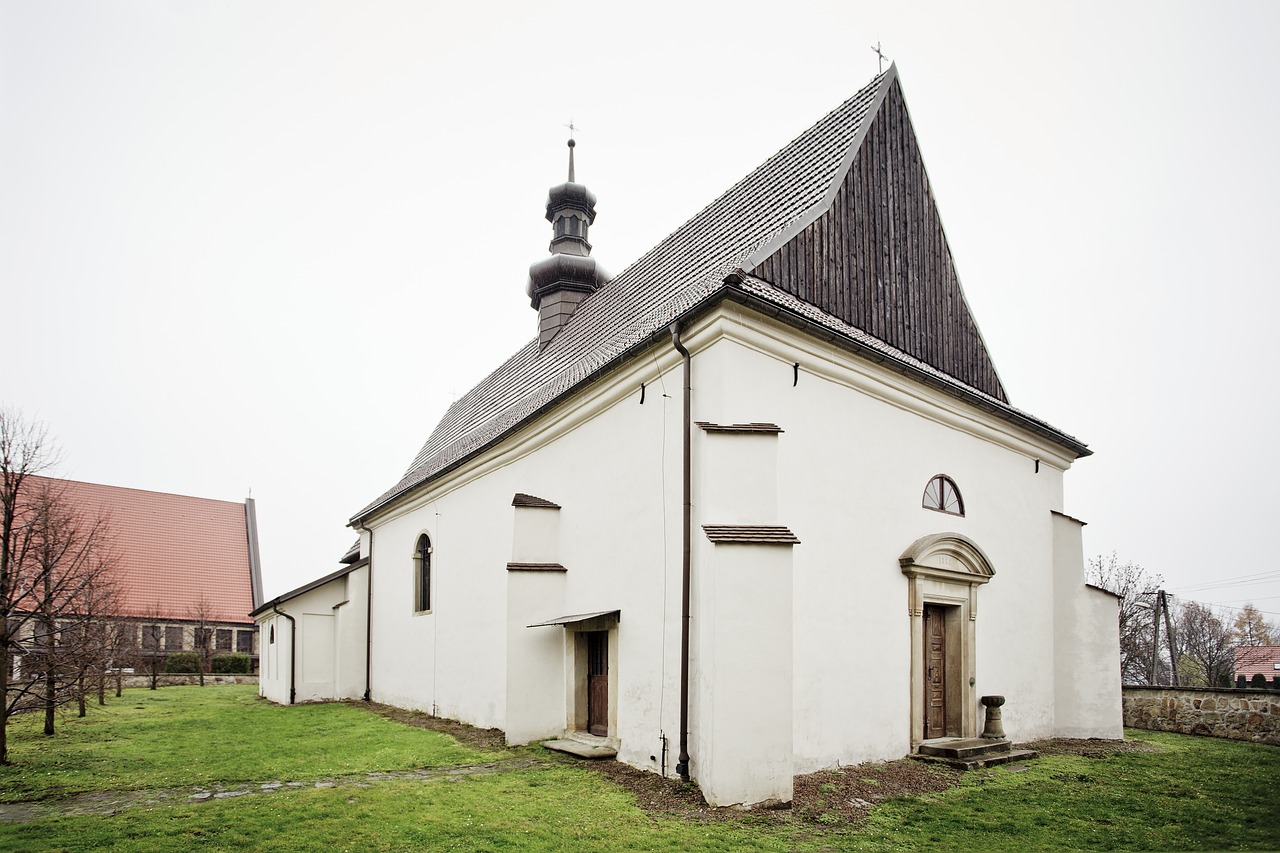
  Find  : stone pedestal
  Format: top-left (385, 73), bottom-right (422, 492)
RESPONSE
top-left (980, 695), bottom-right (1006, 740)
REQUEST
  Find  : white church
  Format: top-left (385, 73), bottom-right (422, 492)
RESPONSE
top-left (254, 65), bottom-right (1122, 808)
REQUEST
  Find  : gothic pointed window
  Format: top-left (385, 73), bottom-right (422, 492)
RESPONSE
top-left (922, 475), bottom-right (964, 516)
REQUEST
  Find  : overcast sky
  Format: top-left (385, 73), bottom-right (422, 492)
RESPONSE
top-left (3, 1), bottom-right (1278, 621)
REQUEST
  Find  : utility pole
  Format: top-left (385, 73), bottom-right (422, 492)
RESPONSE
top-left (1160, 590), bottom-right (1179, 687)
top-left (1149, 592), bottom-right (1162, 685)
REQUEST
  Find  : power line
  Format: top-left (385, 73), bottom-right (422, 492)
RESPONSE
top-left (1176, 569), bottom-right (1280, 593)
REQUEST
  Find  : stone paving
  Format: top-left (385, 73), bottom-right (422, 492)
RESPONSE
top-left (0, 757), bottom-right (548, 824)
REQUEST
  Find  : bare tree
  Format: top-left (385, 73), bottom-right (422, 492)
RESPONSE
top-left (1087, 553), bottom-right (1163, 684)
top-left (5, 477), bottom-right (118, 734)
top-left (105, 618), bottom-right (137, 698)
top-left (137, 606), bottom-right (165, 690)
top-left (1174, 600), bottom-right (1235, 688)
top-left (0, 408), bottom-right (59, 764)
top-left (187, 593), bottom-right (217, 687)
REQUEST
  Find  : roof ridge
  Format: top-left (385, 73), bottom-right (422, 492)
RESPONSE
top-left (29, 474), bottom-right (245, 507)
top-left (357, 68), bottom-right (1032, 524)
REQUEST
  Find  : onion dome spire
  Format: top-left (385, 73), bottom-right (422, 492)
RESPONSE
top-left (526, 135), bottom-right (609, 350)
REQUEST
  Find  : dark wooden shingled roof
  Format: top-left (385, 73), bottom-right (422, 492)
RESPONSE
top-left (353, 66), bottom-right (1086, 524)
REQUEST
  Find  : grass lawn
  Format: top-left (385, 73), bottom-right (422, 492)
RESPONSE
top-left (0, 685), bottom-right (501, 803)
top-left (1, 686), bottom-right (1277, 851)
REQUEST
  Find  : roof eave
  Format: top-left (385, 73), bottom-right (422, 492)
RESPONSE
top-left (718, 282), bottom-right (1092, 459)
top-left (248, 558), bottom-right (368, 618)
top-left (352, 278), bottom-right (1088, 525)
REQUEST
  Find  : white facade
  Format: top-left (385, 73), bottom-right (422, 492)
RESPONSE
top-left (298, 304), bottom-right (1121, 806)
top-left (256, 563), bottom-right (369, 705)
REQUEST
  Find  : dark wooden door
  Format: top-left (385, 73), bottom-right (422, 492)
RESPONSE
top-left (587, 631), bottom-right (608, 736)
top-left (924, 605), bottom-right (946, 739)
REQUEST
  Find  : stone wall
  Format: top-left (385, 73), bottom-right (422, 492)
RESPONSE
top-left (1122, 686), bottom-right (1280, 746)
top-left (117, 674), bottom-right (259, 689)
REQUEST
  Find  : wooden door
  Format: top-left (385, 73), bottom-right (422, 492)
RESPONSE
top-left (587, 631), bottom-right (608, 736)
top-left (924, 605), bottom-right (946, 739)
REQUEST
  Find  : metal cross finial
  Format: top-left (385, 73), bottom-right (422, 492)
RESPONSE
top-left (871, 40), bottom-right (887, 73)
top-left (563, 120), bottom-right (578, 182)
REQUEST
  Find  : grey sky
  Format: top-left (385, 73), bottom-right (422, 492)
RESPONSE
top-left (3, 1), bottom-right (1277, 620)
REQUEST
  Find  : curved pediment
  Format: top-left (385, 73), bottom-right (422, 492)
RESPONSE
top-left (899, 533), bottom-right (995, 583)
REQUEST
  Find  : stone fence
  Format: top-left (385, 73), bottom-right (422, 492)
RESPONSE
top-left (117, 674), bottom-right (259, 689)
top-left (1122, 685), bottom-right (1279, 746)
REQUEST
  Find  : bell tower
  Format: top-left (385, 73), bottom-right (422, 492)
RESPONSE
top-left (526, 138), bottom-right (608, 349)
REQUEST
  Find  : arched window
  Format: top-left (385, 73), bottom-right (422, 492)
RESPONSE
top-left (922, 475), bottom-right (964, 516)
top-left (415, 534), bottom-right (432, 613)
top-left (268, 624), bottom-right (275, 644)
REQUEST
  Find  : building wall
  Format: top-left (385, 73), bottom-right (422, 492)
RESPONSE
top-left (361, 303), bottom-right (1117, 805)
top-left (257, 565), bottom-right (367, 705)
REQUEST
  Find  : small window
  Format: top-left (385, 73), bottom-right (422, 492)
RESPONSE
top-left (165, 626), bottom-right (185, 650)
top-left (236, 629), bottom-right (253, 654)
top-left (269, 624), bottom-right (275, 645)
top-left (216, 629), bottom-right (232, 651)
top-left (415, 533), bottom-right (433, 613)
top-left (923, 475), bottom-right (964, 516)
top-left (142, 625), bottom-right (160, 650)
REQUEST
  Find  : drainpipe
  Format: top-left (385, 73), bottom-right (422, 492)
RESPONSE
top-left (271, 604), bottom-right (296, 705)
top-left (670, 323), bottom-right (692, 784)
top-left (361, 523), bottom-right (374, 702)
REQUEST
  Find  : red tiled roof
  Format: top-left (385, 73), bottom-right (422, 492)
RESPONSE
top-left (1234, 645), bottom-right (1280, 679)
top-left (27, 476), bottom-right (256, 625)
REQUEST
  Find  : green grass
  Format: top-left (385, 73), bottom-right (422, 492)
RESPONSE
top-left (855, 732), bottom-right (1279, 851)
top-left (0, 685), bottom-right (500, 803)
top-left (1, 686), bottom-right (1277, 851)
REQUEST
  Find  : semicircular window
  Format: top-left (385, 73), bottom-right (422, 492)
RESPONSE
top-left (922, 475), bottom-right (964, 516)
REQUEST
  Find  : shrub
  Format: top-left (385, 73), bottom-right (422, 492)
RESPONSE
top-left (211, 654), bottom-right (251, 674)
top-left (164, 652), bottom-right (201, 673)
top-left (1250, 673), bottom-right (1268, 688)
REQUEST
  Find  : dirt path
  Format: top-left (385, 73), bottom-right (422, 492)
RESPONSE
top-left (0, 756), bottom-right (549, 824)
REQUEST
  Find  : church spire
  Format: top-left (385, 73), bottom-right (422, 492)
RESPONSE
top-left (526, 135), bottom-right (609, 350)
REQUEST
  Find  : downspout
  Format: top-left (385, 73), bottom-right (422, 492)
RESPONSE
top-left (271, 604), bottom-right (296, 705)
top-left (670, 323), bottom-right (692, 784)
top-left (361, 523), bottom-right (374, 702)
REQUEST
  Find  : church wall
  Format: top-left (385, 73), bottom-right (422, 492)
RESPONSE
top-left (257, 612), bottom-right (290, 705)
top-left (365, 341), bottom-right (688, 764)
top-left (358, 301), bottom-right (1109, 803)
top-left (1052, 512), bottom-right (1124, 737)
top-left (694, 308), bottom-right (1080, 773)
top-left (258, 573), bottom-right (363, 704)
top-left (334, 565), bottom-right (369, 700)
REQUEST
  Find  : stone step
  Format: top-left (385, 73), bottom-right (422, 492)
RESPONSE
top-left (542, 738), bottom-right (617, 760)
top-left (912, 747), bottom-right (1038, 771)
top-left (917, 737), bottom-right (1012, 760)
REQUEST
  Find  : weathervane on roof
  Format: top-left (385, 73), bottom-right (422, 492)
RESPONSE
top-left (871, 40), bottom-right (888, 73)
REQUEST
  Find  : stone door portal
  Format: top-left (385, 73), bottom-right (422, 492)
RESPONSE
top-left (586, 631), bottom-right (608, 736)
top-left (924, 604), bottom-right (947, 738)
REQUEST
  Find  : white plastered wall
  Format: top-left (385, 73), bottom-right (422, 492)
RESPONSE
top-left (695, 305), bottom-right (1110, 772)
top-left (1052, 511), bottom-right (1124, 737)
top-left (255, 565), bottom-right (368, 705)
top-left (356, 300), bottom-right (1119, 803)
top-left (364, 339), bottom-right (687, 771)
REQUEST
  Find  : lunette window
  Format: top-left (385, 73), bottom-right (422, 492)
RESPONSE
top-left (922, 474), bottom-right (964, 516)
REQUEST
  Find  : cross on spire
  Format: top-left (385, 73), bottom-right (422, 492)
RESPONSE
top-left (564, 120), bottom-right (578, 182)
top-left (871, 40), bottom-right (887, 73)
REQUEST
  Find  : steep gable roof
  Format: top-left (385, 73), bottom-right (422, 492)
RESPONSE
top-left (28, 476), bottom-right (260, 624)
top-left (354, 66), bottom-right (1085, 523)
